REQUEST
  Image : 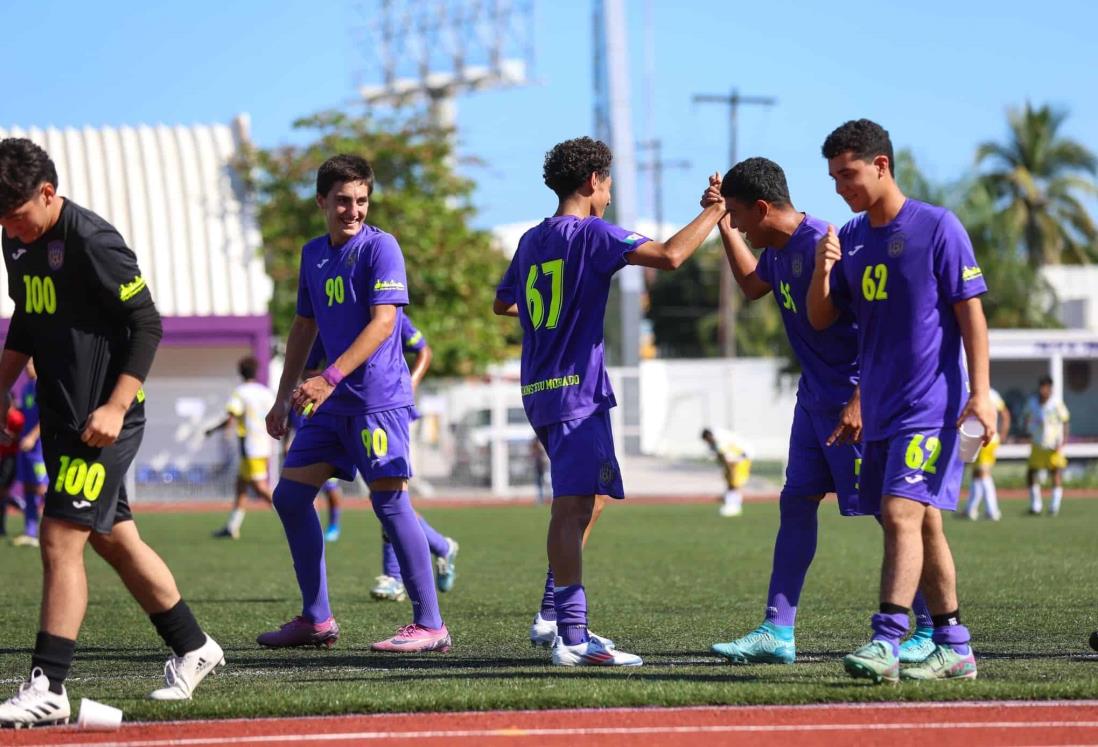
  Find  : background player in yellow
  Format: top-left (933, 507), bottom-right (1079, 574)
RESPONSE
top-left (1024, 375), bottom-right (1070, 516)
top-left (207, 356), bottom-right (277, 539)
top-left (962, 387), bottom-right (1010, 521)
top-left (701, 428), bottom-right (753, 517)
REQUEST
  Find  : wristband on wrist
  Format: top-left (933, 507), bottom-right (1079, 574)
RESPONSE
top-left (321, 364), bottom-right (344, 387)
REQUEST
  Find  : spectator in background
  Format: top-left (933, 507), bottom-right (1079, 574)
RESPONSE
top-left (531, 436), bottom-right (550, 504)
top-left (701, 428), bottom-right (753, 517)
top-left (963, 387), bottom-right (1011, 521)
top-left (1024, 375), bottom-right (1070, 516)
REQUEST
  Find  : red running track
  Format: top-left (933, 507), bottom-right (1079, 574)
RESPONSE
top-left (5, 701), bottom-right (1098, 746)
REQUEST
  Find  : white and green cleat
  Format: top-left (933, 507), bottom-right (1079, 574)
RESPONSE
top-left (711, 621), bottom-right (795, 664)
top-left (900, 644), bottom-right (977, 681)
top-left (898, 626), bottom-right (936, 664)
top-left (843, 640), bottom-right (900, 684)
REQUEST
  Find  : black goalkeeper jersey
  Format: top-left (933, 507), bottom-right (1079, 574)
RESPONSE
top-left (3, 198), bottom-right (161, 434)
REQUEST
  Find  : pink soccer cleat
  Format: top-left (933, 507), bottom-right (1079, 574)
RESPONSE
top-left (370, 624), bottom-right (452, 653)
top-left (256, 616), bottom-right (340, 648)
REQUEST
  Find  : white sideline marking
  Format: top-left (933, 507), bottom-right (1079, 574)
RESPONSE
top-left (49, 720), bottom-right (1098, 746)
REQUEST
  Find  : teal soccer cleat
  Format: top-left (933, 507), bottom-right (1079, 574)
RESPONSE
top-left (843, 640), bottom-right (900, 684)
top-left (899, 625), bottom-right (935, 663)
top-left (711, 621), bottom-right (796, 664)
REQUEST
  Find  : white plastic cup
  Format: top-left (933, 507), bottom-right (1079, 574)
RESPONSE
top-left (958, 416), bottom-right (986, 463)
top-left (77, 698), bottom-right (122, 731)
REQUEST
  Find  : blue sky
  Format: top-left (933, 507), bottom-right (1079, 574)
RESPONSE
top-left (3, 1), bottom-right (1096, 232)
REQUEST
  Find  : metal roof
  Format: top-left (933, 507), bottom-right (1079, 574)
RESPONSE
top-left (0, 116), bottom-right (272, 318)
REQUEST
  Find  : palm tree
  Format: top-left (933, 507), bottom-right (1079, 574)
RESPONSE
top-left (976, 102), bottom-right (1098, 265)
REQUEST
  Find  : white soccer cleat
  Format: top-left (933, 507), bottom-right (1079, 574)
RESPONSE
top-left (529, 612), bottom-right (615, 650)
top-left (0, 668), bottom-right (70, 728)
top-left (719, 503), bottom-right (743, 517)
top-left (551, 636), bottom-right (642, 667)
top-left (148, 635), bottom-right (225, 700)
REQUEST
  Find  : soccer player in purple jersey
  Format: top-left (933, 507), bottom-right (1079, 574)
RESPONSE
top-left (259, 154), bottom-right (450, 654)
top-left (13, 360), bottom-right (47, 546)
top-left (807, 120), bottom-right (996, 683)
top-left (371, 315), bottom-right (460, 601)
top-left (494, 137), bottom-right (724, 666)
top-left (702, 160), bottom-right (938, 665)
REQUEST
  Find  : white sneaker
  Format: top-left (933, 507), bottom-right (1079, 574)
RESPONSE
top-left (148, 635), bottom-right (225, 700)
top-left (0, 668), bottom-right (70, 728)
top-left (529, 612), bottom-right (614, 649)
top-left (370, 575), bottom-right (408, 602)
top-left (551, 636), bottom-right (642, 667)
top-left (719, 503), bottom-right (743, 517)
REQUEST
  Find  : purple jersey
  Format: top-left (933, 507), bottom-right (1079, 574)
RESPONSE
top-left (830, 200), bottom-right (987, 440)
top-left (496, 216), bottom-right (650, 428)
top-left (304, 339), bottom-right (326, 371)
top-left (18, 379), bottom-right (40, 433)
top-left (296, 225), bottom-right (414, 416)
top-left (754, 214), bottom-right (859, 412)
top-left (401, 316), bottom-right (427, 353)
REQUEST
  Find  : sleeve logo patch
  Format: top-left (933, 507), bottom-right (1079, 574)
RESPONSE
top-left (120, 275), bottom-right (147, 301)
top-left (622, 232), bottom-right (645, 245)
top-left (374, 279), bottom-right (406, 291)
top-left (962, 266), bottom-right (983, 282)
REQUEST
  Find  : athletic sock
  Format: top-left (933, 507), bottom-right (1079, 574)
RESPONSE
top-left (149, 599), bottom-right (207, 656)
top-left (328, 503), bottom-right (341, 529)
top-left (1029, 484), bottom-right (1042, 512)
top-left (871, 603), bottom-right (910, 656)
top-left (31, 632), bottom-right (76, 695)
top-left (724, 489), bottom-right (742, 510)
top-left (981, 476), bottom-right (1000, 518)
top-left (540, 567), bottom-right (556, 621)
top-left (931, 610), bottom-right (971, 655)
top-left (371, 490), bottom-right (442, 629)
top-left (554, 584), bottom-right (588, 645)
top-left (1050, 487), bottom-right (1063, 514)
top-left (23, 491), bottom-right (39, 537)
top-left (271, 479), bottom-right (331, 622)
top-left (764, 494), bottom-right (819, 628)
top-left (380, 534), bottom-right (402, 582)
top-left (911, 591), bottom-right (934, 630)
top-left (965, 478), bottom-right (984, 516)
top-left (417, 515), bottom-right (451, 558)
top-left (226, 508), bottom-right (245, 534)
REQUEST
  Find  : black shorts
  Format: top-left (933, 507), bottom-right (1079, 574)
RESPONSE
top-left (41, 423), bottom-right (143, 534)
top-left (0, 454), bottom-right (16, 490)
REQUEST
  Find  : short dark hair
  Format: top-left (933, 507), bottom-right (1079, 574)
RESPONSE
top-left (700, 428), bottom-right (714, 440)
top-left (0, 138), bottom-right (58, 217)
top-left (821, 119), bottom-right (895, 175)
top-left (543, 137), bottom-right (612, 199)
top-left (720, 157), bottom-right (791, 207)
top-left (316, 154), bottom-right (374, 198)
top-left (1038, 375), bottom-right (1053, 388)
top-left (238, 355), bottom-right (259, 380)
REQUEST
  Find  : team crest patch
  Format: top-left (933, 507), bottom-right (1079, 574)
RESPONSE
top-left (791, 254), bottom-right (804, 278)
top-left (599, 461), bottom-right (615, 486)
top-left (47, 240), bottom-right (64, 270)
top-left (888, 235), bottom-right (906, 257)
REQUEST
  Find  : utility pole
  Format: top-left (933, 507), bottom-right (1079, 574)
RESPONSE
top-left (692, 88), bottom-right (776, 358)
top-left (637, 138), bottom-right (690, 241)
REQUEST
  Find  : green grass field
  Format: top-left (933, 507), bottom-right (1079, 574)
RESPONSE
top-left (1, 497), bottom-right (1096, 721)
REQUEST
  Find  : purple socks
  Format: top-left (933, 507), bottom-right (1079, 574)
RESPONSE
top-left (371, 490), bottom-right (443, 630)
top-left (539, 567), bottom-right (557, 621)
top-left (554, 584), bottom-right (588, 645)
top-left (271, 479), bottom-right (332, 622)
top-left (764, 494), bottom-right (820, 627)
top-left (381, 515), bottom-right (451, 582)
top-left (23, 492), bottom-right (39, 538)
top-left (871, 610), bottom-right (910, 655)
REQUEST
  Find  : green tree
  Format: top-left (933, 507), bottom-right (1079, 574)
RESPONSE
top-left (242, 109), bottom-right (514, 376)
top-left (976, 102), bottom-right (1098, 265)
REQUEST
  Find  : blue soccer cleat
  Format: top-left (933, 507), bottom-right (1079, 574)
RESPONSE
top-left (435, 538), bottom-right (459, 592)
top-left (899, 626), bottom-right (935, 664)
top-left (711, 621), bottom-right (795, 664)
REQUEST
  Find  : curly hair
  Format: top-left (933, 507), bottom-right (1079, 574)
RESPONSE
top-left (317, 154), bottom-right (374, 197)
top-left (821, 119), bottom-right (894, 175)
top-left (720, 157), bottom-right (791, 206)
top-left (0, 138), bottom-right (58, 217)
top-left (543, 137), bottom-right (612, 199)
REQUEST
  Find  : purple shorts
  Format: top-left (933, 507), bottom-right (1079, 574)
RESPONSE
top-left (284, 406), bottom-right (415, 485)
top-left (782, 404), bottom-right (863, 516)
top-left (535, 410), bottom-right (624, 499)
top-left (16, 444), bottom-right (48, 487)
top-left (859, 426), bottom-right (963, 514)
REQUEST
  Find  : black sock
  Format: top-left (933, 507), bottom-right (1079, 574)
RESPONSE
top-left (879, 602), bottom-right (910, 616)
top-left (31, 632), bottom-right (76, 695)
top-left (931, 610), bottom-right (961, 628)
top-left (149, 600), bottom-right (206, 656)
